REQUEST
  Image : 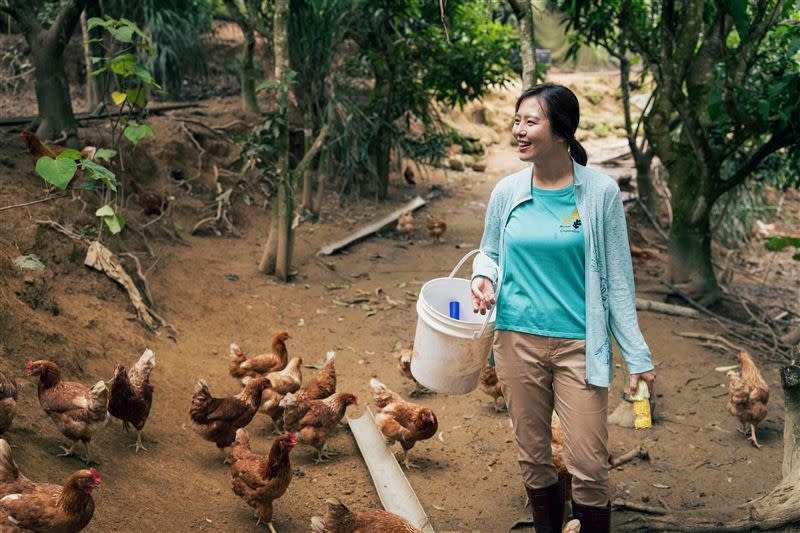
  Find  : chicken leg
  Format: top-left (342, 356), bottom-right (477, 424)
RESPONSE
top-left (749, 423), bottom-right (762, 448)
top-left (58, 442), bottom-right (77, 458)
top-left (131, 430), bottom-right (148, 453)
top-left (401, 449), bottom-right (419, 469)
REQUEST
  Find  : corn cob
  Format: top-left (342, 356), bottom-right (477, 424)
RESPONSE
top-left (631, 380), bottom-right (651, 429)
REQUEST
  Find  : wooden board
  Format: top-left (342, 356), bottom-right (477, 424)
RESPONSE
top-left (318, 195), bottom-right (427, 256)
top-left (347, 408), bottom-right (435, 532)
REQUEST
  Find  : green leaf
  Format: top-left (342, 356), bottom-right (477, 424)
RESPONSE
top-left (35, 157), bottom-right (77, 189)
top-left (96, 205), bottom-right (125, 234)
top-left (57, 149), bottom-right (82, 160)
top-left (129, 64), bottom-right (154, 85)
top-left (87, 17), bottom-right (110, 30)
top-left (765, 236), bottom-right (800, 252)
top-left (95, 205), bottom-right (115, 217)
top-left (111, 91), bottom-right (127, 105)
top-left (109, 54), bottom-right (138, 76)
top-left (728, 0), bottom-right (750, 41)
top-left (123, 124), bottom-right (155, 144)
top-left (90, 66), bottom-right (107, 77)
top-left (125, 87), bottom-right (148, 108)
top-left (107, 25), bottom-right (134, 43)
top-left (82, 160), bottom-right (117, 191)
top-left (94, 148), bottom-right (117, 161)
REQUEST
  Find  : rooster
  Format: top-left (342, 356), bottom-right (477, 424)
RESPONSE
top-left (396, 212), bottom-right (415, 240)
top-left (311, 497), bottom-right (424, 532)
top-left (230, 429), bottom-right (297, 533)
top-left (0, 372), bottom-right (17, 437)
top-left (108, 349), bottom-right (156, 452)
top-left (25, 360), bottom-right (109, 464)
top-left (370, 378), bottom-right (438, 469)
top-left (280, 392), bottom-right (358, 463)
top-left (727, 350), bottom-right (769, 448)
top-left (229, 331), bottom-right (291, 381)
top-left (426, 214), bottom-right (447, 244)
top-left (190, 377), bottom-right (272, 458)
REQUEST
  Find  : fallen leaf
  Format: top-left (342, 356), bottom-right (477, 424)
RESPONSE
top-left (652, 483), bottom-right (671, 489)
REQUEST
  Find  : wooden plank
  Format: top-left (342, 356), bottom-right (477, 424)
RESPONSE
top-left (636, 298), bottom-right (700, 318)
top-left (347, 408), bottom-right (435, 533)
top-left (318, 195), bottom-right (427, 256)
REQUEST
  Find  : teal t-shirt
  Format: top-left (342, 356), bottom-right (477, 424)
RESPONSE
top-left (496, 184), bottom-right (586, 339)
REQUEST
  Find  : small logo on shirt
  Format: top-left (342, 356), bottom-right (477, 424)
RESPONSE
top-left (560, 209), bottom-right (582, 233)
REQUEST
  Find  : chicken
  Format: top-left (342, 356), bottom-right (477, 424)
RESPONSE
top-left (19, 130), bottom-right (94, 163)
top-left (0, 439), bottom-right (35, 497)
top-left (108, 349), bottom-right (156, 453)
top-left (727, 350), bottom-right (769, 448)
top-left (370, 378), bottom-right (438, 468)
top-left (426, 214), bottom-right (447, 244)
top-left (280, 392), bottom-right (358, 463)
top-left (296, 351), bottom-right (336, 401)
top-left (395, 344), bottom-right (429, 396)
top-left (0, 373), bottom-right (17, 437)
top-left (25, 361), bottom-right (109, 464)
top-left (310, 497), bottom-right (424, 533)
top-left (478, 364), bottom-right (505, 412)
top-left (229, 331), bottom-right (291, 380)
top-left (396, 212), bottom-right (414, 239)
top-left (244, 357), bottom-right (303, 433)
top-left (230, 429), bottom-right (297, 533)
top-left (127, 180), bottom-right (171, 216)
top-left (0, 467), bottom-right (100, 533)
top-left (190, 376), bottom-right (272, 456)
top-left (403, 166), bottom-right (416, 186)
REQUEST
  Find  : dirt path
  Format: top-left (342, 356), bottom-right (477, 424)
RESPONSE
top-left (0, 84), bottom-right (791, 532)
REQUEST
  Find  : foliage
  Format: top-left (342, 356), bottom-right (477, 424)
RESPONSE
top-left (34, 16), bottom-right (157, 237)
top-left (103, 0), bottom-right (212, 96)
top-left (765, 236), bottom-right (800, 260)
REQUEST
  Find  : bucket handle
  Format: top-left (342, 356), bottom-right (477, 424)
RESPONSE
top-left (448, 249), bottom-right (502, 340)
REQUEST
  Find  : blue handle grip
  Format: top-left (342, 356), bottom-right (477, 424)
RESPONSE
top-left (449, 301), bottom-right (460, 320)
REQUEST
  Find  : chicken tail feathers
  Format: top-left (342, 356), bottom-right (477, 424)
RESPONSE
top-left (232, 428), bottom-right (250, 452)
top-left (310, 516), bottom-right (326, 532)
top-left (0, 439), bottom-right (20, 484)
top-left (89, 381), bottom-right (110, 416)
top-left (190, 379), bottom-right (213, 423)
top-left (134, 349), bottom-right (156, 378)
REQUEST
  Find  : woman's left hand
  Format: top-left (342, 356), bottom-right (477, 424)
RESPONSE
top-left (629, 370), bottom-right (656, 395)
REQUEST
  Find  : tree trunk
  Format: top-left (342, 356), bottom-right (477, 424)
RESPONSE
top-left (258, 201), bottom-right (280, 274)
top-left (311, 149), bottom-right (330, 218)
top-left (240, 25), bottom-right (259, 115)
top-left (374, 125), bottom-right (391, 200)
top-left (782, 359), bottom-right (800, 479)
top-left (80, 0), bottom-right (104, 110)
top-left (507, 0), bottom-right (538, 88)
top-left (667, 214), bottom-right (721, 307)
top-left (6, 0), bottom-right (86, 139)
top-left (299, 110), bottom-right (314, 214)
top-left (274, 181), bottom-right (294, 281)
top-left (634, 152), bottom-right (657, 214)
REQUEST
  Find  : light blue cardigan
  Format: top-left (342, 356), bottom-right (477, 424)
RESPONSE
top-left (472, 160), bottom-right (654, 387)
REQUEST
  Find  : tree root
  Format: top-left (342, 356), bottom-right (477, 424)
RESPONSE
top-left (191, 165), bottom-right (240, 237)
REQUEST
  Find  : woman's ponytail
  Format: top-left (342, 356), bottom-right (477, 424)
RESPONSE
top-left (567, 136), bottom-right (588, 166)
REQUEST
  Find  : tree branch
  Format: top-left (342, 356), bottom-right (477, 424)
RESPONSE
top-left (2, 0), bottom-right (40, 37)
top-left (720, 125), bottom-right (798, 194)
top-left (48, 0), bottom-right (86, 51)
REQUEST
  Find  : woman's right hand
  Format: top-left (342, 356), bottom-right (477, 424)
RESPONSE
top-left (471, 276), bottom-right (496, 315)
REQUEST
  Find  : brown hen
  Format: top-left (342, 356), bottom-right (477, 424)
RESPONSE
top-left (426, 214), bottom-right (447, 244)
top-left (230, 429), bottom-right (296, 533)
top-left (108, 349), bottom-right (155, 452)
top-left (478, 364), bottom-right (505, 412)
top-left (727, 350), bottom-right (769, 448)
top-left (229, 331), bottom-right (291, 380)
top-left (370, 378), bottom-right (438, 469)
top-left (280, 392), bottom-right (357, 463)
top-left (246, 357), bottom-right (303, 433)
top-left (296, 351), bottom-right (337, 401)
top-left (0, 373), bottom-right (17, 437)
top-left (25, 361), bottom-right (108, 464)
top-left (311, 497), bottom-right (424, 533)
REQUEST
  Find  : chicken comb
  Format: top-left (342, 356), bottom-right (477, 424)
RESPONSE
top-left (89, 467), bottom-right (101, 484)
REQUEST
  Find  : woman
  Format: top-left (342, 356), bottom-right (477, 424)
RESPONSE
top-left (470, 83), bottom-right (655, 533)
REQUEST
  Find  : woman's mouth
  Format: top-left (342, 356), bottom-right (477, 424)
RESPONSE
top-left (517, 140), bottom-right (531, 150)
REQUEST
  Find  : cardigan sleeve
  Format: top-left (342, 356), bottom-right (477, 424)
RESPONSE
top-left (602, 185), bottom-right (654, 374)
top-left (471, 185), bottom-right (503, 284)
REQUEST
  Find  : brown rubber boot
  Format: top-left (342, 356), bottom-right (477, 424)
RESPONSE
top-left (526, 483), bottom-right (564, 533)
top-left (571, 500), bottom-right (611, 533)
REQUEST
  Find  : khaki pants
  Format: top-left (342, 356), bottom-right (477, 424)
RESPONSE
top-left (493, 330), bottom-right (609, 507)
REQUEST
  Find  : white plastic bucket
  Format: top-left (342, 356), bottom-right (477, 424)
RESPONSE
top-left (411, 250), bottom-right (501, 394)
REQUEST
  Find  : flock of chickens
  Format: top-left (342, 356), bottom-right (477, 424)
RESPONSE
top-left (0, 323), bottom-right (770, 533)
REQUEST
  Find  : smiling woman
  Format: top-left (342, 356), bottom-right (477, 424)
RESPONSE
top-left (470, 83), bottom-right (655, 533)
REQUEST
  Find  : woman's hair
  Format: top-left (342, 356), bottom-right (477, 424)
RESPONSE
top-left (515, 83), bottom-right (588, 166)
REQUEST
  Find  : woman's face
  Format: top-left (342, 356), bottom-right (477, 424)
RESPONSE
top-left (512, 97), bottom-right (563, 162)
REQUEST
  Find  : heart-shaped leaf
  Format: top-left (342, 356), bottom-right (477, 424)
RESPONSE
top-left (57, 149), bottom-right (82, 160)
top-left (35, 157), bottom-right (77, 189)
top-left (82, 160), bottom-right (117, 191)
top-left (123, 123), bottom-right (155, 145)
top-left (125, 88), bottom-right (147, 108)
top-left (94, 148), bottom-right (117, 161)
top-left (111, 91), bottom-right (127, 105)
top-left (103, 213), bottom-right (125, 234)
top-left (95, 204), bottom-right (115, 217)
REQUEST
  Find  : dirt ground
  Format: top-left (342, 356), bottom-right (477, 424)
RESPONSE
top-left (1, 70), bottom-right (799, 533)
